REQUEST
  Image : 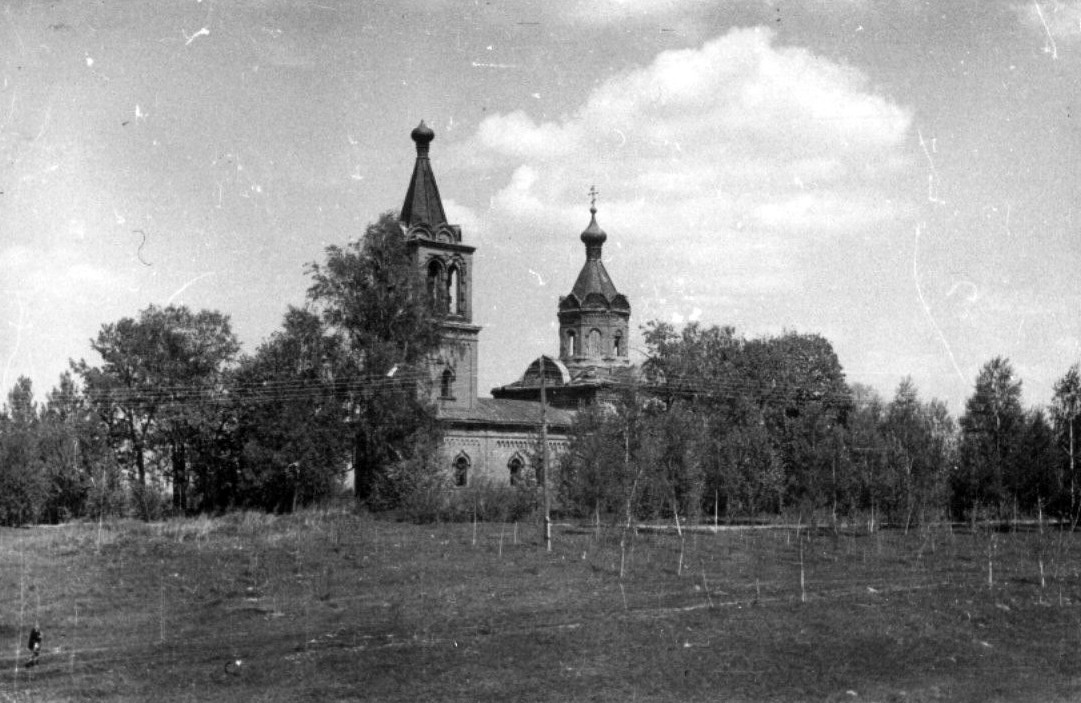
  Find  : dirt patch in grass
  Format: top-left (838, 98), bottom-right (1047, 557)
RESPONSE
top-left (2, 515), bottom-right (1081, 701)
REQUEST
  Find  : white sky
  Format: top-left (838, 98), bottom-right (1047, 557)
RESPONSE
top-left (2, 0), bottom-right (1080, 412)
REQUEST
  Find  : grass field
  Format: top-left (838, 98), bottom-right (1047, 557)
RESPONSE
top-left (3, 509), bottom-right (1081, 702)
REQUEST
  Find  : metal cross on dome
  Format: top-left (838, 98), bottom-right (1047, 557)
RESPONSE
top-left (588, 185), bottom-right (599, 209)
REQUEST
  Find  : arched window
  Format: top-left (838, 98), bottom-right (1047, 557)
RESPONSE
top-left (453, 453), bottom-right (470, 487)
top-left (566, 330), bottom-right (577, 358)
top-left (427, 259), bottom-right (446, 312)
top-left (446, 265), bottom-right (461, 315)
top-left (613, 332), bottom-right (623, 357)
top-left (441, 368), bottom-right (455, 399)
top-left (508, 454), bottom-right (524, 487)
top-left (588, 329), bottom-right (602, 357)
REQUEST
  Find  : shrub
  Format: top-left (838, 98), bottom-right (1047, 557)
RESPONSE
top-left (370, 436), bottom-right (451, 522)
top-left (443, 479), bottom-right (539, 523)
top-left (129, 483), bottom-right (172, 522)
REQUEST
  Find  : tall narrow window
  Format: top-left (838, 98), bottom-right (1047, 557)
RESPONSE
top-left (441, 368), bottom-right (455, 399)
top-left (566, 330), bottom-right (577, 357)
top-left (427, 260), bottom-right (445, 313)
top-left (613, 333), bottom-right (623, 357)
top-left (453, 454), bottom-right (470, 487)
top-left (447, 265), bottom-right (461, 315)
top-left (588, 329), bottom-right (601, 357)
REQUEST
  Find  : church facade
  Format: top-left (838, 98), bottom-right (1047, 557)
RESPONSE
top-left (396, 122), bottom-right (636, 486)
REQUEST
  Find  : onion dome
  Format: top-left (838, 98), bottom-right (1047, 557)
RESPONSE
top-left (580, 205), bottom-right (607, 260)
top-left (411, 120), bottom-right (435, 153)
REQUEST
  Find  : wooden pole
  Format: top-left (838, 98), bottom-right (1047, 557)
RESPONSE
top-left (1070, 418), bottom-right (1076, 519)
top-left (540, 358), bottom-right (551, 551)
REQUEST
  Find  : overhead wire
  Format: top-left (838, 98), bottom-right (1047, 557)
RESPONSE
top-left (48, 367), bottom-right (862, 420)
top-left (28, 346), bottom-right (881, 420)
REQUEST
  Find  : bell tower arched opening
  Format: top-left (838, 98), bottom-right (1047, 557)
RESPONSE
top-left (447, 264), bottom-right (461, 316)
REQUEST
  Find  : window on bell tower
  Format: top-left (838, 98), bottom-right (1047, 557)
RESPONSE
top-left (613, 332), bottom-right (623, 357)
top-left (447, 265), bottom-right (461, 315)
top-left (566, 330), bottom-right (577, 358)
top-left (441, 368), bottom-right (455, 399)
top-left (587, 329), bottom-right (601, 357)
top-left (427, 259), bottom-right (446, 313)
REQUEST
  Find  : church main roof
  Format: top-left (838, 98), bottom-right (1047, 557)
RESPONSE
top-left (438, 397), bottom-right (576, 430)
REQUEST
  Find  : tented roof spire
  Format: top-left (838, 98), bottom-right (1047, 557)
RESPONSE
top-left (399, 120), bottom-right (448, 228)
top-left (569, 189), bottom-right (621, 301)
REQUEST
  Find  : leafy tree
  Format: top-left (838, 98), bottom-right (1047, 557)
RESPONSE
top-left (36, 373), bottom-right (89, 521)
top-left (708, 413), bottom-right (784, 518)
top-left (1052, 364), bottom-right (1081, 516)
top-left (35, 372), bottom-right (122, 522)
top-left (920, 397), bottom-right (957, 517)
top-left (740, 332), bottom-right (852, 510)
top-left (956, 357), bottom-right (1025, 518)
top-left (847, 384), bottom-right (892, 520)
top-left (306, 212), bottom-right (444, 503)
top-left (1012, 409), bottom-right (1059, 516)
top-left (148, 306), bottom-right (239, 511)
top-left (640, 323), bottom-right (853, 518)
top-left (74, 304), bottom-right (239, 515)
top-left (640, 322), bottom-right (744, 407)
top-left (0, 378), bottom-right (48, 525)
top-left (232, 308), bottom-right (352, 511)
top-left (883, 379), bottom-right (921, 521)
top-left (559, 385), bottom-right (665, 524)
top-left (637, 400), bottom-right (706, 521)
top-left (559, 403), bottom-right (627, 518)
top-left (74, 316), bottom-right (159, 489)
top-left (641, 323), bottom-right (764, 517)
top-left (879, 378), bottom-right (955, 526)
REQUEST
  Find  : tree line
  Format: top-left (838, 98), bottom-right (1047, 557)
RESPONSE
top-left (559, 324), bottom-right (1081, 527)
top-left (0, 213), bottom-right (443, 524)
top-left (2, 211), bottom-right (1080, 526)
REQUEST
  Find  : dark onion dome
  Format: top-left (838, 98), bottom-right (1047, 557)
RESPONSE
top-left (411, 120), bottom-right (435, 150)
top-left (580, 205), bottom-right (607, 253)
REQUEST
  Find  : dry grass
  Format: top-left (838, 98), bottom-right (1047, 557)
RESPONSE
top-left (2, 512), bottom-right (1081, 701)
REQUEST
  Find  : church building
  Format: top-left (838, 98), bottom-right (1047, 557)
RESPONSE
top-left (396, 121), bottom-right (636, 486)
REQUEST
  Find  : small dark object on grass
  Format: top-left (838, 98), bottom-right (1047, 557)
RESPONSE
top-left (26, 626), bottom-right (42, 667)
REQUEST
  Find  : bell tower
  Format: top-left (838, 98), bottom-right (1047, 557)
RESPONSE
top-left (557, 188), bottom-right (631, 373)
top-left (399, 121), bottom-right (480, 410)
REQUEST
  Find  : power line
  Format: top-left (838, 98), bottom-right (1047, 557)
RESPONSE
top-left (13, 357), bottom-right (922, 420)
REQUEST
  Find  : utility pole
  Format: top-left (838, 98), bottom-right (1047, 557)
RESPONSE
top-left (540, 357), bottom-right (551, 551)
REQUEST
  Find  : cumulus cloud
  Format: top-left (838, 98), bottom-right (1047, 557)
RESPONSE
top-left (454, 27), bottom-right (916, 371)
top-left (459, 27), bottom-right (912, 280)
top-left (465, 27), bottom-right (910, 199)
